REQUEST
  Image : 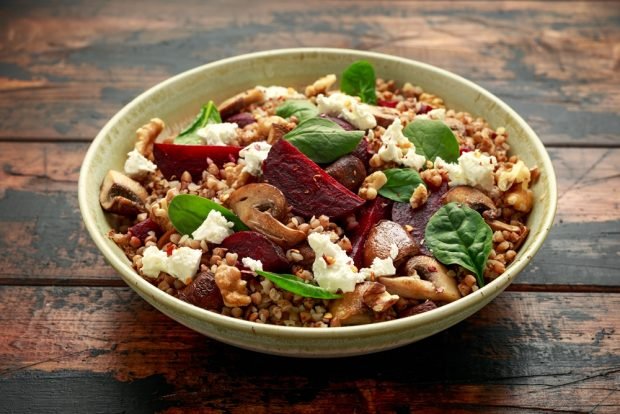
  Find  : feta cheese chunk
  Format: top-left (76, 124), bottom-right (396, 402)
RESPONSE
top-left (307, 232), bottom-right (364, 293)
top-left (257, 85), bottom-right (305, 100)
top-left (316, 92), bottom-right (377, 130)
top-left (191, 210), bottom-right (235, 244)
top-left (359, 244), bottom-right (397, 280)
top-left (124, 149), bottom-right (157, 179)
top-left (241, 257), bottom-right (264, 272)
top-left (197, 122), bottom-right (238, 146)
top-left (140, 246), bottom-right (169, 279)
top-left (167, 247), bottom-right (202, 285)
top-left (238, 141), bottom-right (271, 176)
top-left (378, 118), bottom-right (426, 170)
top-left (436, 150), bottom-right (497, 192)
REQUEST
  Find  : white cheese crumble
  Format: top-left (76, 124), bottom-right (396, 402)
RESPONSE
top-left (307, 232), bottom-right (364, 293)
top-left (496, 160), bottom-right (531, 191)
top-left (257, 85), bottom-right (305, 100)
top-left (435, 150), bottom-right (497, 192)
top-left (241, 257), bottom-right (264, 272)
top-left (238, 141), bottom-right (271, 176)
top-left (415, 108), bottom-right (446, 121)
top-left (191, 210), bottom-right (235, 244)
top-left (197, 122), bottom-right (238, 146)
top-left (140, 246), bottom-right (202, 285)
top-left (359, 244), bottom-right (398, 280)
top-left (124, 149), bottom-right (157, 179)
top-left (378, 118), bottom-right (426, 170)
top-left (316, 92), bottom-right (377, 130)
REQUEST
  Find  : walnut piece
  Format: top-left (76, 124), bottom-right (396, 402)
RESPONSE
top-left (135, 118), bottom-right (164, 160)
top-left (409, 183), bottom-right (428, 209)
top-left (358, 171), bottom-right (387, 200)
top-left (305, 74), bottom-right (337, 97)
top-left (362, 282), bottom-right (399, 312)
top-left (214, 264), bottom-right (251, 307)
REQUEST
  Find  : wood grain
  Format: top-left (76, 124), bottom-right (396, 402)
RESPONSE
top-left (0, 1), bottom-right (618, 144)
top-left (0, 286), bottom-right (618, 413)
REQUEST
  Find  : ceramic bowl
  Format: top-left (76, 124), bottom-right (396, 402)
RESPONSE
top-left (79, 48), bottom-right (557, 357)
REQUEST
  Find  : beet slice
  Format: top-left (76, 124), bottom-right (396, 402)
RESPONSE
top-left (221, 231), bottom-right (289, 272)
top-left (349, 196), bottom-right (392, 268)
top-left (391, 181), bottom-right (448, 255)
top-left (225, 112), bottom-right (256, 128)
top-left (128, 218), bottom-right (162, 242)
top-left (177, 271), bottom-right (223, 311)
top-left (351, 137), bottom-right (372, 166)
top-left (153, 143), bottom-right (241, 181)
top-left (262, 139), bottom-right (366, 218)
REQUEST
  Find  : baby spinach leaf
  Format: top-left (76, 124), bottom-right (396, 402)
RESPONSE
top-left (168, 194), bottom-right (248, 235)
top-left (378, 168), bottom-right (426, 203)
top-left (341, 60), bottom-right (377, 105)
top-left (425, 202), bottom-right (492, 287)
top-left (276, 100), bottom-right (319, 123)
top-left (285, 117), bottom-right (364, 164)
top-left (403, 118), bottom-right (459, 163)
top-left (256, 270), bottom-right (343, 300)
top-left (175, 101), bottom-right (222, 145)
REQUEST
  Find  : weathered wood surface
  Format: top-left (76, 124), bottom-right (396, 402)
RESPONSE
top-left (0, 1), bottom-right (618, 145)
top-left (0, 287), bottom-right (618, 413)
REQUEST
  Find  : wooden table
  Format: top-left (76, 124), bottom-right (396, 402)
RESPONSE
top-left (1, 1), bottom-right (618, 412)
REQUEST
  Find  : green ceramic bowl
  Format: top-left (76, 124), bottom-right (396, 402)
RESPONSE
top-left (79, 48), bottom-right (557, 357)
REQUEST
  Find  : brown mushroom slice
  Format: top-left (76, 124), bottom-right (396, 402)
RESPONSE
top-left (100, 170), bottom-right (148, 216)
top-left (227, 183), bottom-right (306, 249)
top-left (217, 88), bottom-right (265, 119)
top-left (442, 186), bottom-right (498, 219)
top-left (363, 220), bottom-right (419, 267)
top-left (329, 282), bottom-right (397, 327)
top-left (367, 105), bottom-right (400, 128)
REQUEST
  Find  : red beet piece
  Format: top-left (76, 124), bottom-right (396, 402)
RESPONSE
top-left (221, 231), bottom-right (289, 272)
top-left (392, 181), bottom-right (448, 255)
top-left (349, 196), bottom-right (392, 268)
top-left (153, 143), bottom-right (241, 181)
top-left (351, 137), bottom-right (372, 166)
top-left (377, 99), bottom-right (398, 108)
top-left (128, 218), bottom-right (162, 242)
top-left (225, 112), bottom-right (256, 128)
top-left (262, 139), bottom-right (366, 218)
top-left (178, 271), bottom-right (224, 311)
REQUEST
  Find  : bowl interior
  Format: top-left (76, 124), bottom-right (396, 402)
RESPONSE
top-left (79, 48), bottom-right (556, 357)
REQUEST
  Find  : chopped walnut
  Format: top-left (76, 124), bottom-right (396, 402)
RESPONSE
top-left (305, 74), bottom-right (337, 97)
top-left (504, 186), bottom-right (533, 213)
top-left (359, 171), bottom-right (387, 200)
top-left (256, 116), bottom-right (294, 142)
top-left (409, 183), bottom-right (428, 209)
top-left (362, 282), bottom-right (399, 312)
top-left (214, 264), bottom-right (251, 307)
top-left (135, 118), bottom-right (165, 160)
top-left (148, 190), bottom-right (177, 232)
top-left (420, 168), bottom-right (444, 188)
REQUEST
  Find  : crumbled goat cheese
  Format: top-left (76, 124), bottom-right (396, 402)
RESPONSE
top-left (435, 150), bottom-right (497, 192)
top-left (316, 92), bottom-right (377, 130)
top-left (257, 85), bottom-right (305, 100)
top-left (197, 123), bottom-right (238, 146)
top-left (307, 232), bottom-right (364, 293)
top-left (378, 118), bottom-right (426, 170)
top-left (238, 141), bottom-right (271, 176)
top-left (415, 108), bottom-right (446, 121)
top-left (241, 257), bottom-right (264, 272)
top-left (359, 244), bottom-right (398, 280)
top-left (496, 160), bottom-right (531, 191)
top-left (191, 210), bottom-right (235, 244)
top-left (141, 246), bottom-right (169, 279)
top-left (124, 149), bottom-right (157, 179)
top-left (167, 247), bottom-right (203, 285)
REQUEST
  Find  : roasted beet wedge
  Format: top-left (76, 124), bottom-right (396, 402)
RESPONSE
top-left (262, 139), bottom-right (366, 218)
top-left (221, 231), bottom-right (289, 272)
top-left (153, 143), bottom-right (241, 181)
top-left (349, 196), bottom-right (392, 268)
top-left (128, 218), bottom-right (162, 242)
top-left (392, 181), bottom-right (448, 255)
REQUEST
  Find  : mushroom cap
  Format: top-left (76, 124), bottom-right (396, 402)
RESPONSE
top-left (363, 220), bottom-right (419, 267)
top-left (217, 88), bottom-right (265, 119)
top-left (99, 170), bottom-right (148, 216)
top-left (388, 255), bottom-right (461, 303)
top-left (442, 186), bottom-right (498, 218)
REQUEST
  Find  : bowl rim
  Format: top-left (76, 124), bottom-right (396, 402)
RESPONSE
top-left (78, 47), bottom-right (557, 339)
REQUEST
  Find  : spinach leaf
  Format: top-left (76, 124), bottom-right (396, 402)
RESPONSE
top-left (425, 202), bottom-right (492, 287)
top-left (285, 117), bottom-right (364, 163)
top-left (256, 270), bottom-right (343, 300)
top-left (175, 101), bottom-right (222, 144)
top-left (403, 118), bottom-right (459, 163)
top-left (378, 168), bottom-right (426, 203)
top-left (341, 60), bottom-right (377, 105)
top-left (276, 100), bottom-right (319, 123)
top-left (168, 194), bottom-right (248, 235)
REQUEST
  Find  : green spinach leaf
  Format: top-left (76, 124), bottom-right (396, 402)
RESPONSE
top-left (403, 118), bottom-right (459, 163)
top-left (175, 101), bottom-right (222, 144)
top-left (378, 168), bottom-right (426, 203)
top-left (276, 100), bottom-right (319, 123)
top-left (256, 270), bottom-right (342, 300)
top-left (285, 117), bottom-right (364, 163)
top-left (425, 202), bottom-right (493, 287)
top-left (341, 60), bottom-right (377, 105)
top-left (168, 194), bottom-right (248, 235)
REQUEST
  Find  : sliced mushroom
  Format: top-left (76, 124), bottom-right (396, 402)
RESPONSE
top-left (368, 105), bottom-right (400, 128)
top-left (442, 186), bottom-right (498, 219)
top-left (363, 220), bottom-right (419, 267)
top-left (227, 183), bottom-right (306, 248)
top-left (100, 170), bottom-right (148, 216)
top-left (325, 155), bottom-right (367, 192)
top-left (217, 88), bottom-right (265, 119)
top-left (329, 282), bottom-right (398, 327)
top-left (379, 256), bottom-right (461, 303)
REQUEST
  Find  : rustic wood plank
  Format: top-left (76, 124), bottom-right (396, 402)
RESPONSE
top-left (0, 1), bottom-right (618, 144)
top-left (0, 143), bottom-right (618, 286)
top-left (0, 287), bottom-right (618, 413)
